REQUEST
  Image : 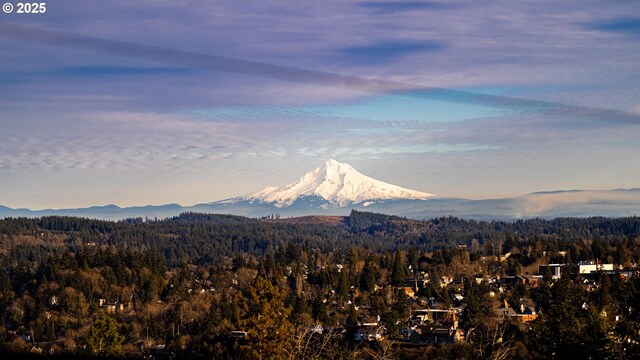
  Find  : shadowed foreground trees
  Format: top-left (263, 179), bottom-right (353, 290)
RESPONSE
top-left (86, 314), bottom-right (124, 357)
top-left (238, 276), bottom-right (294, 359)
top-left (529, 277), bottom-right (618, 359)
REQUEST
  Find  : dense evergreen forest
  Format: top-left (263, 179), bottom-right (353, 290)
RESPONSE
top-left (1, 211), bottom-right (640, 359)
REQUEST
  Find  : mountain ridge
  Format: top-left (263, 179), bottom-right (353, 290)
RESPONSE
top-left (1, 160), bottom-right (639, 220)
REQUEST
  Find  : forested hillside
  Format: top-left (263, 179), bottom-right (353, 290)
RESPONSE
top-left (1, 211), bottom-right (640, 359)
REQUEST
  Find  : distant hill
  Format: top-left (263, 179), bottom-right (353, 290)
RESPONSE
top-left (1, 160), bottom-right (639, 220)
top-left (266, 215), bottom-right (348, 225)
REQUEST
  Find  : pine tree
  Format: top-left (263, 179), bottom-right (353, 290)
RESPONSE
top-left (360, 255), bottom-right (378, 292)
top-left (533, 277), bottom-right (586, 358)
top-left (583, 307), bottom-right (618, 359)
top-left (346, 304), bottom-right (359, 330)
top-left (338, 271), bottom-right (350, 299)
top-left (238, 276), bottom-right (294, 359)
top-left (86, 314), bottom-right (124, 356)
top-left (391, 249), bottom-right (405, 286)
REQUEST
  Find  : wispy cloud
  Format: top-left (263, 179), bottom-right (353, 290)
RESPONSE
top-left (57, 65), bottom-right (193, 76)
top-left (358, 1), bottom-right (454, 13)
top-left (590, 17), bottom-right (640, 36)
top-left (339, 41), bottom-right (445, 64)
top-left (1, 1), bottom-right (639, 208)
top-left (0, 65), bottom-right (193, 85)
top-left (1, 23), bottom-right (638, 124)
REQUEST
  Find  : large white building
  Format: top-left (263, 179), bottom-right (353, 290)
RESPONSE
top-left (574, 261), bottom-right (614, 274)
top-left (540, 261), bottom-right (613, 278)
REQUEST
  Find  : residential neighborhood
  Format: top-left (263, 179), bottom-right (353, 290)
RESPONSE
top-left (1, 213), bottom-right (640, 359)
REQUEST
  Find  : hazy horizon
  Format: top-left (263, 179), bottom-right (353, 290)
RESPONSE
top-left (1, 1), bottom-right (639, 209)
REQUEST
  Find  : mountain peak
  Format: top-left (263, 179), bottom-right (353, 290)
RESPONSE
top-left (316, 159), bottom-right (355, 174)
top-left (245, 160), bottom-right (434, 208)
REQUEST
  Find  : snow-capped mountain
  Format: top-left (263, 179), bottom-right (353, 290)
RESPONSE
top-left (243, 159), bottom-right (434, 208)
top-left (2, 159), bottom-right (639, 220)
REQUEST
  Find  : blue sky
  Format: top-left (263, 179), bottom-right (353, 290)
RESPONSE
top-left (1, 0), bottom-right (639, 208)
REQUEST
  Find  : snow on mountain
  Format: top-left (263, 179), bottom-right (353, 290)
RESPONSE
top-left (244, 159), bottom-right (434, 208)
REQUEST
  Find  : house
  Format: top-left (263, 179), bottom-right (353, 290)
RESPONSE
top-left (354, 323), bottom-right (384, 341)
top-left (539, 264), bottom-right (564, 278)
top-left (519, 307), bottom-right (538, 322)
top-left (516, 274), bottom-right (542, 287)
top-left (102, 304), bottom-right (117, 314)
top-left (306, 325), bottom-right (324, 334)
top-left (101, 302), bottom-right (125, 314)
top-left (494, 307), bottom-right (538, 323)
top-left (231, 330), bottom-right (248, 339)
top-left (523, 306), bottom-right (535, 315)
top-left (503, 275), bottom-right (542, 287)
top-left (401, 286), bottom-right (416, 298)
top-left (440, 276), bottom-right (453, 287)
top-left (410, 308), bottom-right (459, 328)
top-left (409, 325), bottom-right (464, 344)
top-left (494, 307), bottom-right (517, 318)
top-left (405, 275), bottom-right (430, 288)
